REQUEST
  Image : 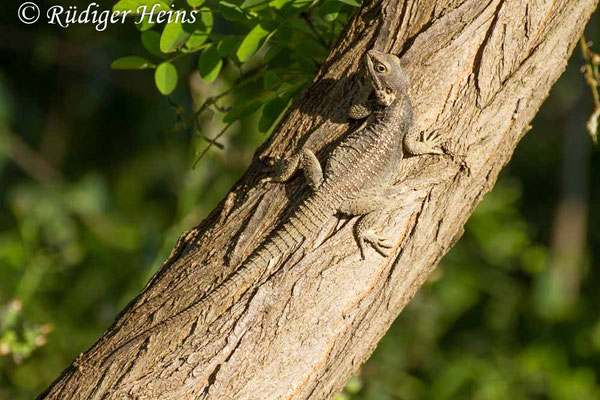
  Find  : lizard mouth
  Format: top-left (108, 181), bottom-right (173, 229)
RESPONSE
top-left (365, 53), bottom-right (383, 91)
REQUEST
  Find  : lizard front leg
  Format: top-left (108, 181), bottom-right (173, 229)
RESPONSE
top-left (338, 195), bottom-right (393, 259)
top-left (348, 74), bottom-right (375, 120)
top-left (262, 148), bottom-right (323, 191)
top-left (404, 128), bottom-right (444, 156)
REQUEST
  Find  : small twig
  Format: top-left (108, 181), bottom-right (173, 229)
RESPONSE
top-left (186, 69), bottom-right (267, 156)
top-left (201, 135), bottom-right (225, 150)
top-left (192, 116), bottom-right (225, 150)
top-left (579, 35), bottom-right (600, 143)
top-left (193, 122), bottom-right (234, 168)
top-left (188, 68), bottom-right (265, 125)
top-left (0, 125), bottom-right (62, 183)
top-left (187, 90), bottom-right (230, 131)
top-left (300, 12), bottom-right (329, 49)
top-left (191, 68), bottom-right (277, 165)
top-left (210, 103), bottom-right (233, 113)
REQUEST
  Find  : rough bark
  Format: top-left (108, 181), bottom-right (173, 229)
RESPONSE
top-left (40, 0), bottom-right (598, 399)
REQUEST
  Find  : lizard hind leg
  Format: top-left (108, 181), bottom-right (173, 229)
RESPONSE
top-left (338, 195), bottom-right (394, 259)
top-left (262, 148), bottom-right (323, 191)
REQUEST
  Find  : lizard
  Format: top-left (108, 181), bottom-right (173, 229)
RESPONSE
top-left (98, 50), bottom-right (442, 367)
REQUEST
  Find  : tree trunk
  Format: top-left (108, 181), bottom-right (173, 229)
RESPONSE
top-left (40, 0), bottom-right (598, 399)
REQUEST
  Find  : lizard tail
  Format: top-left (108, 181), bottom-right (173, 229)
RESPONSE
top-left (99, 221), bottom-right (308, 367)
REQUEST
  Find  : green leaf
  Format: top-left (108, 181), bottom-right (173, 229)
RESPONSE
top-left (335, 0), bottom-right (359, 6)
top-left (185, 33), bottom-right (209, 51)
top-left (263, 70), bottom-right (281, 90)
top-left (111, 0), bottom-right (167, 30)
top-left (110, 56), bottom-right (156, 70)
top-left (292, 0), bottom-right (313, 7)
top-left (135, 15), bottom-right (156, 31)
top-left (344, 376), bottom-right (363, 395)
top-left (269, 0), bottom-right (292, 10)
top-left (218, 2), bottom-right (246, 21)
top-left (141, 31), bottom-right (163, 57)
top-left (197, 8), bottom-right (214, 32)
top-left (237, 24), bottom-right (271, 62)
top-left (223, 100), bottom-right (263, 123)
top-left (258, 96), bottom-right (290, 132)
top-left (187, 0), bottom-right (205, 6)
top-left (113, 0), bottom-right (170, 13)
top-left (217, 36), bottom-right (241, 57)
top-left (154, 62), bottom-right (178, 95)
top-left (240, 0), bottom-right (269, 8)
top-left (323, 11), bottom-right (339, 21)
top-left (318, 0), bottom-right (342, 21)
top-left (160, 21), bottom-right (193, 53)
top-left (185, 8), bottom-right (213, 50)
top-left (198, 44), bottom-right (223, 83)
top-left (262, 46), bottom-right (281, 64)
top-left (297, 56), bottom-right (316, 74)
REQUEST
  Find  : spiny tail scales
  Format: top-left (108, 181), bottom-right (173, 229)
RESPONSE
top-left (99, 194), bottom-right (332, 366)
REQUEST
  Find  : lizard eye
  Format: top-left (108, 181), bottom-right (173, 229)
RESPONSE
top-left (375, 63), bottom-right (387, 73)
top-left (385, 88), bottom-right (393, 94)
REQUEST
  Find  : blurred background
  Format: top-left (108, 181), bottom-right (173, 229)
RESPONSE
top-left (0, 1), bottom-right (598, 399)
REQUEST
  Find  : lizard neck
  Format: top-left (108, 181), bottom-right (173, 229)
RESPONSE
top-left (371, 95), bottom-right (412, 132)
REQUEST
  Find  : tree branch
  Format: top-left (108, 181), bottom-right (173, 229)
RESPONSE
top-left (39, 0), bottom-right (598, 398)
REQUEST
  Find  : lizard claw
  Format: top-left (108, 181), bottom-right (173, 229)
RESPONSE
top-left (260, 177), bottom-right (274, 185)
top-left (260, 156), bottom-right (286, 185)
top-left (420, 131), bottom-right (444, 155)
top-left (358, 231), bottom-right (392, 259)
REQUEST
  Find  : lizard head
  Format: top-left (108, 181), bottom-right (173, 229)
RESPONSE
top-left (365, 50), bottom-right (409, 107)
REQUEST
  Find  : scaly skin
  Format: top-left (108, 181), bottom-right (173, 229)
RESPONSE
top-left (98, 50), bottom-right (443, 366)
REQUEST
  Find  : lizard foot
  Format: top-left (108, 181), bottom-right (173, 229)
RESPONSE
top-left (260, 154), bottom-right (302, 186)
top-left (420, 131), bottom-right (444, 155)
top-left (358, 230), bottom-right (393, 259)
top-left (260, 176), bottom-right (278, 185)
top-left (259, 156), bottom-right (286, 185)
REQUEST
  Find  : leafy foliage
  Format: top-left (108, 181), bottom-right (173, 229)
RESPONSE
top-left (111, 56), bottom-right (156, 70)
top-left (110, 0), bottom-right (359, 162)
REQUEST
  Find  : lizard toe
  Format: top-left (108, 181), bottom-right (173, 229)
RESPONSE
top-left (358, 238), bottom-right (368, 260)
top-left (361, 232), bottom-right (391, 257)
